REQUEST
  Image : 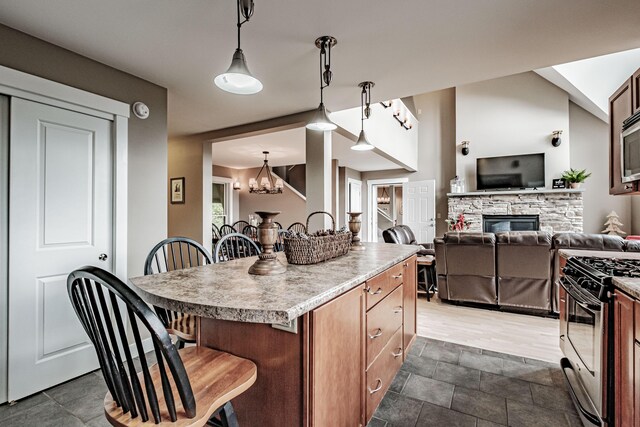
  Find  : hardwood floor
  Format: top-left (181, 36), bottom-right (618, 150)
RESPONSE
top-left (417, 296), bottom-right (562, 363)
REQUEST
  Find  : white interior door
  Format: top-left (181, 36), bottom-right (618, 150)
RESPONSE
top-left (8, 97), bottom-right (113, 400)
top-left (402, 180), bottom-right (436, 244)
top-left (347, 178), bottom-right (362, 219)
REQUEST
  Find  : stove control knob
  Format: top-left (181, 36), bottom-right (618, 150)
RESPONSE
top-left (562, 266), bottom-right (576, 276)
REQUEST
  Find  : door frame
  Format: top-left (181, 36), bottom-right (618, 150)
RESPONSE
top-left (212, 176), bottom-right (235, 227)
top-left (0, 64), bottom-right (129, 280)
top-left (346, 177), bottom-right (362, 227)
top-left (0, 65), bottom-right (129, 402)
top-left (366, 177), bottom-right (408, 242)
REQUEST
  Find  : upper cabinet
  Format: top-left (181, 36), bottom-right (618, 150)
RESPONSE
top-left (609, 72), bottom-right (639, 195)
top-left (633, 68), bottom-right (640, 115)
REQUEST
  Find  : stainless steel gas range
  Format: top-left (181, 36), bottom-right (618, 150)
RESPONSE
top-left (559, 253), bottom-right (640, 427)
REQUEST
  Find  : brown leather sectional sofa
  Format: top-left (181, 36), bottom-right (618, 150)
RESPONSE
top-left (435, 231), bottom-right (637, 315)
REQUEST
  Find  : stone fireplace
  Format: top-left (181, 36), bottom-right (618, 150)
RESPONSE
top-left (447, 189), bottom-right (584, 233)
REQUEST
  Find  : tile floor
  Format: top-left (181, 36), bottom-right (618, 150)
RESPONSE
top-left (0, 337), bottom-right (578, 427)
top-left (369, 336), bottom-right (580, 427)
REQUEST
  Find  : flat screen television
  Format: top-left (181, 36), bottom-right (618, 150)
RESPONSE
top-left (476, 153), bottom-right (545, 190)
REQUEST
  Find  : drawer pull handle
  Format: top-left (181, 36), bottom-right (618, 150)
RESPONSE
top-left (368, 379), bottom-right (383, 394)
top-left (368, 328), bottom-right (383, 339)
top-left (365, 286), bottom-right (383, 295)
top-left (392, 348), bottom-right (403, 358)
top-left (393, 306), bottom-right (403, 314)
top-left (392, 274), bottom-right (403, 279)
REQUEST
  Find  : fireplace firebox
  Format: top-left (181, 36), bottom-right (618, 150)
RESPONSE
top-left (483, 215), bottom-right (540, 233)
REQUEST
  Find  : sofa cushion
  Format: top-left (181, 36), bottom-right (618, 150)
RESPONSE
top-left (444, 232), bottom-right (496, 245)
top-left (496, 231), bottom-right (551, 246)
top-left (552, 233), bottom-right (624, 251)
top-left (624, 239), bottom-right (640, 252)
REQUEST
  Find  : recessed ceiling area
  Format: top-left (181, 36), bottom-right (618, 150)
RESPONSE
top-left (212, 127), bottom-right (400, 171)
top-left (1, 0), bottom-right (639, 137)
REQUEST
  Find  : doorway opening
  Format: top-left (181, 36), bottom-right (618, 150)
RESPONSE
top-left (212, 177), bottom-right (234, 230)
top-left (367, 178), bottom-right (408, 242)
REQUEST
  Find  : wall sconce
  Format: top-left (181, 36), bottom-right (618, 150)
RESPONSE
top-left (551, 130), bottom-right (562, 147)
top-left (392, 111), bottom-right (413, 130)
top-left (380, 100), bottom-right (393, 109)
top-left (461, 141), bottom-right (470, 156)
top-left (233, 180), bottom-right (241, 190)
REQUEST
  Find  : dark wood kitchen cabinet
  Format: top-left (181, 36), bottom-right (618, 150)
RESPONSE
top-left (609, 78), bottom-right (636, 195)
top-left (632, 68), bottom-right (640, 114)
top-left (613, 290), bottom-right (635, 427)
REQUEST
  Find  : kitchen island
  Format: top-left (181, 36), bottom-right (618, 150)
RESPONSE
top-left (129, 243), bottom-right (419, 427)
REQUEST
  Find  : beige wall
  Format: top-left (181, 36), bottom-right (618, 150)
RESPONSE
top-left (0, 24), bottom-right (168, 277)
top-left (569, 102), bottom-right (632, 234)
top-left (361, 88), bottom-right (457, 239)
top-left (456, 72), bottom-right (570, 190)
top-left (168, 137), bottom-right (205, 242)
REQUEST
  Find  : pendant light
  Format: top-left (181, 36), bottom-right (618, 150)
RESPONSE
top-left (377, 187), bottom-right (391, 204)
top-left (248, 151), bottom-right (284, 194)
top-left (351, 81), bottom-right (375, 151)
top-left (214, 0), bottom-right (263, 95)
top-left (307, 36), bottom-right (338, 131)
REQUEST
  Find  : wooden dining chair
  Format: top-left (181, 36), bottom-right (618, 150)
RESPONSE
top-left (274, 222), bottom-right (283, 230)
top-left (287, 222), bottom-right (307, 234)
top-left (144, 237), bottom-right (213, 348)
top-left (67, 266), bottom-right (256, 427)
top-left (231, 220), bottom-right (250, 233)
top-left (274, 229), bottom-right (288, 253)
top-left (212, 224), bottom-right (222, 246)
top-left (241, 225), bottom-right (258, 242)
top-left (214, 233), bottom-right (261, 263)
top-left (219, 224), bottom-right (235, 236)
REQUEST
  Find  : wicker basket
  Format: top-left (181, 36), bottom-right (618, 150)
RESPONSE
top-left (284, 211), bottom-right (351, 265)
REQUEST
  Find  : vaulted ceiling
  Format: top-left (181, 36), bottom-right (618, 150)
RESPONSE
top-left (1, 0), bottom-right (639, 136)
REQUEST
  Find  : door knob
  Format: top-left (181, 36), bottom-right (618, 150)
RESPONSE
top-left (99, 253), bottom-right (108, 261)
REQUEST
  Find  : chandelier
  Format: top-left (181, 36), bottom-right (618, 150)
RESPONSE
top-left (249, 151), bottom-right (284, 194)
top-left (377, 187), bottom-right (391, 204)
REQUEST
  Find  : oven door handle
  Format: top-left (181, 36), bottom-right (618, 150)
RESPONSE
top-left (560, 279), bottom-right (601, 312)
top-left (560, 358), bottom-right (603, 426)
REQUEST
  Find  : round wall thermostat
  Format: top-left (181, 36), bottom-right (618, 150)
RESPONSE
top-left (132, 102), bottom-right (150, 119)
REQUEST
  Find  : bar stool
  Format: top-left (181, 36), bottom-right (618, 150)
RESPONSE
top-left (67, 266), bottom-right (256, 426)
top-left (417, 255), bottom-right (437, 301)
top-left (144, 237), bottom-right (213, 348)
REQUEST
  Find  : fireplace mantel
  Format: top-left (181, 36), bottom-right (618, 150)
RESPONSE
top-left (447, 188), bottom-right (585, 197)
top-left (447, 188), bottom-right (584, 233)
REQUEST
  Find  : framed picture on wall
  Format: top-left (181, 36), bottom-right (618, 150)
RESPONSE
top-left (170, 177), bottom-right (185, 204)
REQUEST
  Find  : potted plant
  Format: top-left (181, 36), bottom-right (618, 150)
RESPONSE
top-left (561, 168), bottom-right (592, 189)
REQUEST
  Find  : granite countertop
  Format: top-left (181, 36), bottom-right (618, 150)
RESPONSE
top-left (558, 249), bottom-right (640, 299)
top-left (129, 242), bottom-right (418, 324)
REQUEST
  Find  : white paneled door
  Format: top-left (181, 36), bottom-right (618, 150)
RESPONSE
top-left (402, 180), bottom-right (436, 243)
top-left (8, 98), bottom-right (113, 400)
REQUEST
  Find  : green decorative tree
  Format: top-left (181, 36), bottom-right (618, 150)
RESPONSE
top-left (602, 211), bottom-right (627, 237)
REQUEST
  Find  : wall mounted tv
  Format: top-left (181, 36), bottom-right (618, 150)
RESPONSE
top-left (476, 153), bottom-right (545, 190)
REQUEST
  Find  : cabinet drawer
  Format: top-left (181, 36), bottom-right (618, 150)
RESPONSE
top-left (365, 262), bottom-right (403, 310)
top-left (366, 285), bottom-right (403, 368)
top-left (366, 328), bottom-right (403, 422)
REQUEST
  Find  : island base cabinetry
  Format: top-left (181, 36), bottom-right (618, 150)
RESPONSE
top-left (198, 255), bottom-right (417, 427)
